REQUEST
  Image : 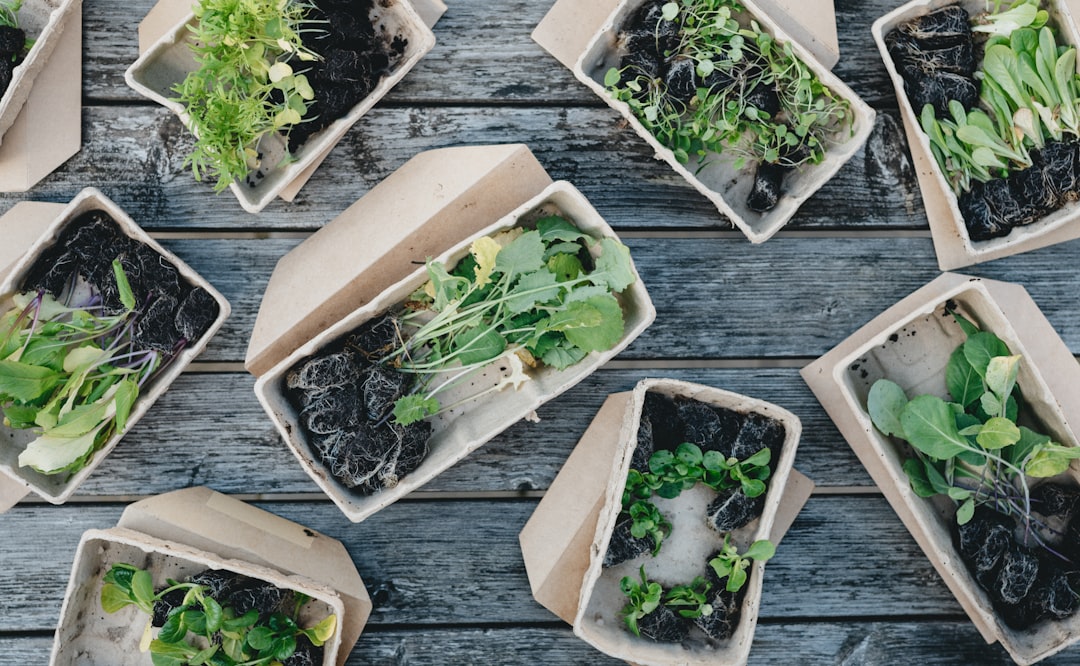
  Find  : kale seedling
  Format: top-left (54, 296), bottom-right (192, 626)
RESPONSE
top-left (0, 261), bottom-right (161, 475)
top-left (381, 216), bottom-right (637, 426)
top-left (866, 310), bottom-right (1080, 554)
top-left (619, 565), bottom-right (663, 637)
top-left (174, 0), bottom-right (321, 191)
top-left (101, 562), bottom-right (337, 666)
top-left (707, 536), bottom-right (776, 593)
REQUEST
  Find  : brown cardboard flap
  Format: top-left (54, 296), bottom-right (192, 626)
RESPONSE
top-left (139, 0), bottom-right (446, 205)
top-left (0, 477), bottom-right (28, 513)
top-left (0, 201), bottom-right (66, 285)
top-left (0, 3), bottom-right (80, 192)
top-left (245, 143), bottom-right (554, 375)
top-left (533, 0), bottom-right (839, 72)
top-left (521, 385), bottom-right (814, 628)
top-left (118, 487), bottom-right (371, 666)
top-left (520, 392), bottom-right (632, 624)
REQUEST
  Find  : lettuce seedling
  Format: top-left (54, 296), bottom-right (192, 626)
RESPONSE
top-left (866, 311), bottom-right (1080, 552)
top-left (102, 563), bottom-right (337, 666)
top-left (663, 576), bottom-right (714, 619)
top-left (707, 537), bottom-right (776, 593)
top-left (0, 261), bottom-right (163, 475)
top-left (619, 565), bottom-right (663, 637)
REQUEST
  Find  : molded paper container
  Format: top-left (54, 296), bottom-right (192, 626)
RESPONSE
top-left (125, 0), bottom-right (436, 213)
top-left (255, 180), bottom-right (656, 523)
top-left (49, 487), bottom-right (368, 665)
top-left (0, 0), bottom-right (80, 146)
top-left (802, 273), bottom-right (1080, 665)
top-left (872, 0), bottom-right (1080, 269)
top-left (541, 0), bottom-right (875, 243)
top-left (531, 378), bottom-right (803, 665)
top-left (0, 189), bottom-right (231, 509)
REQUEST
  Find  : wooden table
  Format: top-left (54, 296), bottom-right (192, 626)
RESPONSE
top-left (3, 0), bottom-right (1080, 663)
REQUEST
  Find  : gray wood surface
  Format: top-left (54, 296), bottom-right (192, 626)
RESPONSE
top-left (5, 0), bottom-right (1080, 663)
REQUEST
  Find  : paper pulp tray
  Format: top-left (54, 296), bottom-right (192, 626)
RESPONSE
top-left (802, 273), bottom-right (1080, 665)
top-left (521, 378), bottom-right (805, 665)
top-left (873, 0), bottom-right (1080, 270)
top-left (533, 0), bottom-right (875, 243)
top-left (0, 188), bottom-right (231, 511)
top-left (50, 487), bottom-right (370, 666)
top-left (253, 164), bottom-right (656, 522)
top-left (0, 0), bottom-right (80, 146)
top-left (125, 0), bottom-right (436, 214)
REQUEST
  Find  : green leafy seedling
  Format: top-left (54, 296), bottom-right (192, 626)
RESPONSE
top-left (707, 537), bottom-right (775, 593)
top-left (619, 566), bottom-right (663, 637)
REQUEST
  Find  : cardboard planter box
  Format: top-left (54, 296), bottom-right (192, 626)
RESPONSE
top-left (533, 0), bottom-right (875, 243)
top-left (250, 144), bottom-right (656, 522)
top-left (802, 273), bottom-right (1080, 664)
top-left (0, 189), bottom-right (231, 511)
top-left (49, 486), bottom-right (371, 666)
top-left (125, 0), bottom-right (437, 214)
top-left (0, 0), bottom-right (79, 146)
top-left (872, 0), bottom-right (1080, 270)
top-left (522, 378), bottom-right (811, 665)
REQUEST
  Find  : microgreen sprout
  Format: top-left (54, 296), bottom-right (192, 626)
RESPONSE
top-left (707, 536), bottom-right (776, 592)
top-left (866, 310), bottom-right (1080, 558)
top-left (604, 0), bottom-right (852, 170)
top-left (174, 0), bottom-right (321, 191)
top-left (663, 576), bottom-right (714, 619)
top-left (101, 563), bottom-right (337, 666)
top-left (619, 565), bottom-right (663, 637)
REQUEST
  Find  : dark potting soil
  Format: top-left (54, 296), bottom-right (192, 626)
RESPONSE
top-left (959, 140), bottom-right (1080, 241)
top-left (637, 603), bottom-right (690, 643)
top-left (287, 313), bottom-right (431, 496)
top-left (885, 6), bottom-right (979, 117)
top-left (706, 485), bottom-right (765, 533)
top-left (955, 487), bottom-right (1080, 630)
top-left (284, 0), bottom-right (409, 152)
top-left (603, 516), bottom-right (655, 568)
top-left (0, 25), bottom-right (26, 99)
top-left (615, 0), bottom-right (793, 213)
top-left (18, 210), bottom-right (219, 353)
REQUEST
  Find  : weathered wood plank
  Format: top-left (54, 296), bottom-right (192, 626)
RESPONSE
top-left (70, 368), bottom-right (867, 498)
top-left (113, 235), bottom-right (1080, 364)
top-left (0, 496), bottom-right (972, 633)
top-left (8, 621), bottom-right (1079, 665)
top-left (0, 106), bottom-right (922, 231)
top-left (83, 0), bottom-right (896, 106)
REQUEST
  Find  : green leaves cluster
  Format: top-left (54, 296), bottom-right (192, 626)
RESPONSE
top-left (0, 262), bottom-right (156, 476)
top-left (387, 216), bottom-right (637, 425)
top-left (867, 311), bottom-right (1080, 531)
top-left (605, 0), bottom-right (852, 168)
top-left (620, 442), bottom-right (771, 556)
top-left (920, 0), bottom-right (1080, 193)
top-left (175, 0), bottom-right (320, 191)
top-left (620, 565), bottom-right (664, 637)
top-left (101, 563), bottom-right (336, 666)
top-left (707, 536), bottom-right (775, 593)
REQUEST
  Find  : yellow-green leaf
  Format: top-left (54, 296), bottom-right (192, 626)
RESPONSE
top-left (470, 236), bottom-right (501, 288)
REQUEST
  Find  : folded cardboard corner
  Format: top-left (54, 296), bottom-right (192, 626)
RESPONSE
top-left (117, 487), bottom-right (372, 666)
top-left (520, 388), bottom-right (815, 626)
top-left (137, 0), bottom-right (447, 207)
top-left (245, 143), bottom-right (555, 376)
top-left (533, 0), bottom-right (839, 75)
top-left (801, 272), bottom-right (1080, 664)
top-left (0, 2), bottom-right (81, 192)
